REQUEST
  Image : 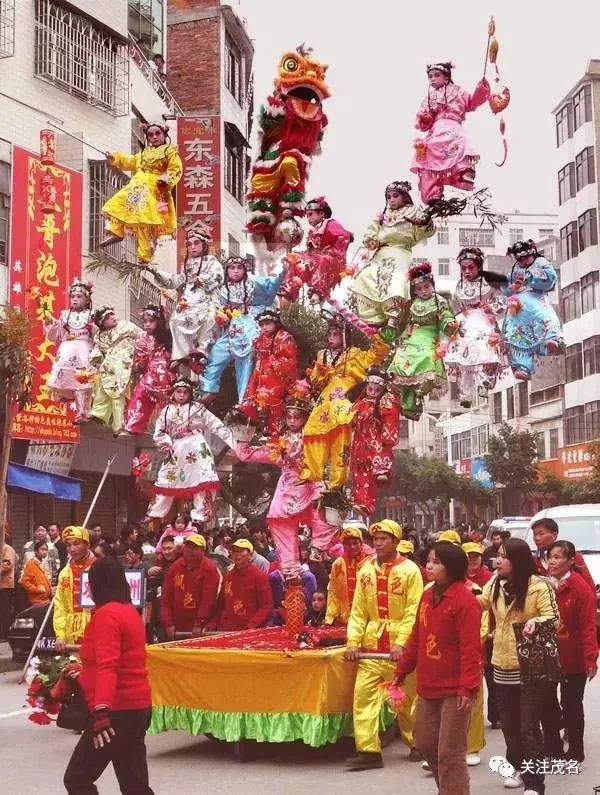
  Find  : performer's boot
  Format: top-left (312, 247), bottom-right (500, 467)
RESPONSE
top-left (345, 752), bottom-right (384, 771)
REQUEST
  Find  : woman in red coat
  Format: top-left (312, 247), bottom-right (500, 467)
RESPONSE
top-left (545, 541), bottom-right (598, 763)
top-left (63, 557), bottom-right (154, 794)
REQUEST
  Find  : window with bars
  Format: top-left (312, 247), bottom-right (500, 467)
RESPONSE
top-left (564, 405), bottom-right (584, 445)
top-left (88, 161), bottom-right (137, 260)
top-left (558, 163), bottom-right (575, 205)
top-left (224, 126), bottom-right (244, 203)
top-left (560, 282), bottom-right (580, 323)
top-left (583, 336), bottom-right (600, 377)
top-left (585, 400), bottom-right (600, 441)
top-left (517, 381), bottom-right (529, 416)
top-left (35, 0), bottom-right (129, 115)
top-left (555, 103), bottom-right (572, 146)
top-left (535, 432), bottom-right (546, 460)
top-left (549, 428), bottom-right (559, 459)
top-left (530, 385), bottom-right (562, 406)
top-left (565, 342), bottom-right (583, 383)
top-left (128, 0), bottom-right (163, 59)
top-left (0, 161), bottom-right (9, 267)
top-left (493, 392), bottom-right (502, 424)
top-left (0, 0), bottom-right (15, 58)
top-left (438, 258), bottom-right (450, 276)
top-left (458, 228), bottom-right (494, 248)
top-left (471, 425), bottom-right (489, 457)
top-left (225, 33), bottom-right (242, 104)
top-left (450, 430), bottom-right (471, 461)
top-left (538, 228), bottom-right (554, 239)
top-left (578, 208), bottom-right (598, 252)
top-left (581, 272), bottom-right (599, 314)
top-left (575, 147), bottom-right (595, 192)
top-left (506, 387), bottom-right (514, 420)
top-left (509, 228), bottom-right (524, 245)
top-left (573, 84), bottom-right (592, 130)
top-left (437, 227), bottom-right (449, 245)
top-left (560, 221), bottom-right (578, 261)
top-left (131, 106), bottom-right (147, 153)
top-left (228, 234), bottom-right (240, 256)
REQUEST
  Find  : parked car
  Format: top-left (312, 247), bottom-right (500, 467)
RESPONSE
top-left (7, 603), bottom-right (54, 662)
top-left (525, 504), bottom-right (600, 632)
top-left (486, 517), bottom-right (532, 543)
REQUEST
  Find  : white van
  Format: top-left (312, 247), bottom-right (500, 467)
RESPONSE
top-left (486, 517), bottom-right (532, 543)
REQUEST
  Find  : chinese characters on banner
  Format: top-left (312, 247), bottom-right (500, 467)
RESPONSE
top-left (9, 146), bottom-right (83, 443)
top-left (176, 116), bottom-right (221, 267)
top-left (558, 443), bottom-right (596, 479)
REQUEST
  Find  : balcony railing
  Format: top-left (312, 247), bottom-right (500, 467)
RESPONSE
top-left (128, 36), bottom-right (182, 117)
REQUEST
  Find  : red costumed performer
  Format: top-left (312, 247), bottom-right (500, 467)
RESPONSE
top-left (350, 367), bottom-right (400, 516)
top-left (237, 309), bottom-right (299, 434)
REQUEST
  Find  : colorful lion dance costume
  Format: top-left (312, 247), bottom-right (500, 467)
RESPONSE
top-left (246, 44), bottom-right (330, 253)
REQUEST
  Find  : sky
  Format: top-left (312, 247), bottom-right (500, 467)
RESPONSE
top-left (239, 0), bottom-right (600, 238)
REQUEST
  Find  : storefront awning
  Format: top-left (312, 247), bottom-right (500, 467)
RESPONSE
top-left (7, 463), bottom-right (82, 501)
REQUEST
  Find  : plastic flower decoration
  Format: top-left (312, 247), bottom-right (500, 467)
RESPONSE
top-left (131, 452), bottom-right (152, 479)
top-left (507, 296), bottom-right (522, 316)
top-left (74, 368), bottom-right (96, 384)
top-left (25, 654), bottom-right (79, 726)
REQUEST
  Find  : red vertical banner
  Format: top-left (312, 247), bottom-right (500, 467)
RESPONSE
top-left (9, 146), bottom-right (83, 443)
top-left (176, 116), bottom-right (222, 267)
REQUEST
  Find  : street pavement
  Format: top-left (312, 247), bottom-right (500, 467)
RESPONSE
top-left (1, 669), bottom-right (598, 794)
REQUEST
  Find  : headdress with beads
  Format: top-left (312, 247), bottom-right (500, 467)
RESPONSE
top-left (384, 180), bottom-right (413, 207)
top-left (256, 309), bottom-right (281, 325)
top-left (224, 256), bottom-right (248, 273)
top-left (141, 302), bottom-right (163, 320)
top-left (92, 305), bottom-right (115, 328)
top-left (285, 380), bottom-right (313, 414)
top-left (408, 261), bottom-right (434, 285)
top-left (69, 279), bottom-right (93, 297)
top-left (171, 377), bottom-right (194, 393)
top-left (186, 223), bottom-right (211, 244)
top-left (365, 365), bottom-right (388, 387)
top-left (507, 239), bottom-right (539, 259)
top-left (457, 247), bottom-right (484, 268)
top-left (142, 121), bottom-right (170, 139)
top-left (426, 61), bottom-right (454, 80)
top-left (305, 196), bottom-right (332, 218)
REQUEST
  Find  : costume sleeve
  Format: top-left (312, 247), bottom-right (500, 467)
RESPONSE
top-left (272, 334), bottom-right (299, 380)
top-left (438, 297), bottom-right (458, 335)
top-left (110, 151), bottom-right (140, 173)
top-left (235, 441), bottom-right (276, 467)
top-left (199, 406), bottom-right (234, 448)
top-left (575, 553), bottom-right (597, 595)
top-left (525, 260), bottom-right (558, 293)
top-left (160, 566), bottom-right (175, 628)
top-left (90, 609), bottom-right (122, 709)
top-left (88, 338), bottom-right (104, 368)
top-left (362, 217), bottom-right (381, 249)
top-left (380, 395), bottom-right (401, 447)
top-left (44, 316), bottom-right (65, 346)
top-left (195, 562), bottom-right (221, 627)
top-left (415, 97), bottom-right (434, 130)
top-left (465, 78), bottom-right (491, 112)
top-left (308, 352), bottom-right (333, 393)
top-left (391, 566), bottom-right (424, 647)
top-left (247, 570), bottom-right (274, 628)
top-left (411, 221), bottom-right (436, 245)
top-left (52, 567), bottom-right (71, 641)
top-left (133, 334), bottom-right (153, 371)
top-left (153, 407), bottom-right (173, 449)
top-left (488, 286), bottom-right (507, 316)
top-left (457, 592), bottom-right (484, 697)
top-left (346, 573), bottom-right (369, 646)
top-left (201, 259), bottom-right (225, 295)
top-left (325, 559), bottom-right (343, 625)
top-left (163, 145), bottom-right (183, 188)
top-left (155, 270), bottom-right (185, 291)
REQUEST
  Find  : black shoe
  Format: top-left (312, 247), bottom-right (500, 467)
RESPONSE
top-left (489, 720), bottom-right (501, 730)
top-left (345, 752), bottom-right (384, 771)
top-left (409, 747), bottom-right (424, 762)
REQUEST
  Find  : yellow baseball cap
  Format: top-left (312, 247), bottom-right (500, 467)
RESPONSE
top-left (439, 530), bottom-right (461, 545)
top-left (184, 533), bottom-right (206, 548)
top-left (232, 538), bottom-right (254, 552)
top-left (370, 519), bottom-right (403, 541)
top-left (462, 542), bottom-right (484, 556)
top-left (340, 526), bottom-right (363, 541)
top-left (397, 540), bottom-right (414, 555)
top-left (62, 526), bottom-right (90, 543)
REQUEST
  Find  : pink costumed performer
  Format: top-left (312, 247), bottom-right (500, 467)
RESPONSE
top-left (235, 383), bottom-right (336, 573)
top-left (411, 61), bottom-right (490, 204)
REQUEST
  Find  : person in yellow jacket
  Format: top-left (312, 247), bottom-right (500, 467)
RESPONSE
top-left (325, 524), bottom-right (372, 625)
top-left (345, 520), bottom-right (423, 771)
top-left (101, 122), bottom-right (183, 263)
top-left (301, 316), bottom-right (393, 494)
top-left (53, 526), bottom-right (95, 650)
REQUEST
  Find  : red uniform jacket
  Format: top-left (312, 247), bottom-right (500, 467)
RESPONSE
top-left (79, 602), bottom-right (151, 712)
top-left (395, 581), bottom-right (482, 699)
top-left (554, 571), bottom-right (599, 675)
top-left (468, 566), bottom-right (493, 588)
top-left (534, 548), bottom-right (596, 595)
top-left (217, 564), bottom-right (273, 631)
top-left (160, 556), bottom-right (220, 632)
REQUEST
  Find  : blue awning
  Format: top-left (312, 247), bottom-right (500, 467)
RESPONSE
top-left (7, 463), bottom-right (82, 501)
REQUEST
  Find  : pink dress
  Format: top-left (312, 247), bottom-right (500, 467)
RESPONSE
top-left (46, 309), bottom-right (94, 400)
top-left (411, 79), bottom-right (490, 202)
top-left (124, 332), bottom-right (174, 434)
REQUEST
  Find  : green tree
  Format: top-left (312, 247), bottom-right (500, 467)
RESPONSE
top-left (484, 423), bottom-right (539, 491)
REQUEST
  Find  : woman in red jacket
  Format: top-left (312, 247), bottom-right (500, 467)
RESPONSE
top-left (545, 540), bottom-right (598, 763)
top-left (393, 541), bottom-right (482, 795)
top-left (63, 557), bottom-right (154, 794)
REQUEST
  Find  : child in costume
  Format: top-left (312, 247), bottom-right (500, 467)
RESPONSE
top-left (236, 383), bottom-right (337, 573)
top-left (350, 367), bottom-right (400, 516)
top-left (200, 256), bottom-right (285, 403)
top-left (411, 62), bottom-right (490, 205)
top-left (388, 262), bottom-right (457, 420)
top-left (147, 378), bottom-right (234, 523)
top-left (502, 239), bottom-right (563, 380)
top-left (101, 122), bottom-right (182, 263)
top-left (89, 307), bottom-right (141, 433)
top-left (348, 181), bottom-right (434, 327)
top-left (44, 279), bottom-right (95, 424)
top-left (301, 314), bottom-right (393, 495)
top-left (153, 227), bottom-right (223, 365)
top-left (237, 309), bottom-right (299, 435)
top-left (280, 196), bottom-right (353, 303)
top-left (121, 303), bottom-right (174, 436)
top-left (445, 247), bottom-right (506, 407)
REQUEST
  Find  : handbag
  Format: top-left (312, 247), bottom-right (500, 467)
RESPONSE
top-left (513, 619), bottom-right (562, 683)
top-left (56, 687), bottom-right (89, 731)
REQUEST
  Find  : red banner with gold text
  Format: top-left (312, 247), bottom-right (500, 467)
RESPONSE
top-left (176, 116), bottom-right (222, 268)
top-left (9, 146), bottom-right (83, 443)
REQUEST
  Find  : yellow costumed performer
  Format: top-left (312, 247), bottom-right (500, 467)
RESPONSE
top-left (325, 523), bottom-right (372, 626)
top-left (100, 122), bottom-right (182, 263)
top-left (53, 526), bottom-right (95, 649)
top-left (345, 520), bottom-right (423, 771)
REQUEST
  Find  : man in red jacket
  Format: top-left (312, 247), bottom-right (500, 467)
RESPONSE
top-left (216, 539), bottom-right (273, 631)
top-left (160, 533), bottom-right (220, 639)
top-left (531, 518), bottom-right (596, 594)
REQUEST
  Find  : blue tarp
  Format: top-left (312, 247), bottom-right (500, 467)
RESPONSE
top-left (7, 463), bottom-right (81, 501)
